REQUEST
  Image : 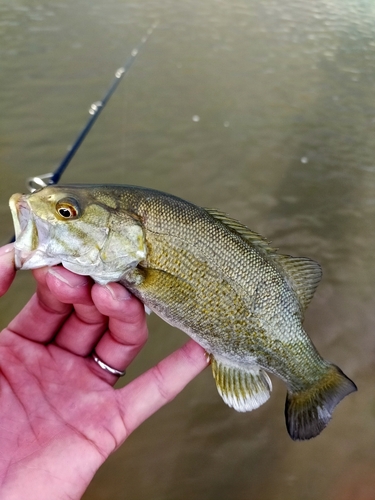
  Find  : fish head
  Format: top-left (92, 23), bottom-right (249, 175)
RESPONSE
top-left (9, 185), bottom-right (147, 284)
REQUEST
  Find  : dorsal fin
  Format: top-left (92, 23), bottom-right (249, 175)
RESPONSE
top-left (204, 208), bottom-right (322, 313)
top-left (276, 255), bottom-right (322, 312)
top-left (204, 208), bottom-right (278, 255)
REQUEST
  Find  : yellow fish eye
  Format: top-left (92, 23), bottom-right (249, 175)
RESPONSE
top-left (55, 198), bottom-right (80, 220)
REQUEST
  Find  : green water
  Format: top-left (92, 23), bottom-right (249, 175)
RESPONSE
top-left (1, 1), bottom-right (374, 499)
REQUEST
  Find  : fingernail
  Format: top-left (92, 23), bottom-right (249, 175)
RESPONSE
top-left (0, 243), bottom-right (14, 256)
top-left (104, 283), bottom-right (132, 301)
top-left (48, 267), bottom-right (89, 288)
top-left (205, 352), bottom-right (212, 365)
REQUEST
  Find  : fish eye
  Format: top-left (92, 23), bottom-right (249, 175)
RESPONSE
top-left (55, 198), bottom-right (80, 220)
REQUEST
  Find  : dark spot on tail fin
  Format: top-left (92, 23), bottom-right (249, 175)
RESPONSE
top-left (285, 364), bottom-right (357, 441)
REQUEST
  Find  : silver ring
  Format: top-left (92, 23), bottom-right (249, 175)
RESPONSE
top-left (92, 351), bottom-right (126, 377)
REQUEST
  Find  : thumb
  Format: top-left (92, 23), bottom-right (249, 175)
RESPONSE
top-left (115, 340), bottom-right (209, 436)
top-left (0, 244), bottom-right (16, 297)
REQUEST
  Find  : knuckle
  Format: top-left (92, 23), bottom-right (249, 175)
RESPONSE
top-left (151, 363), bottom-right (174, 404)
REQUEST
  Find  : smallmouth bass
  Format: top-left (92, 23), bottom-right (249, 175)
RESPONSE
top-left (9, 184), bottom-right (357, 440)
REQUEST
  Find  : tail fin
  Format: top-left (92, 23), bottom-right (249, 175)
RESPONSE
top-left (285, 364), bottom-right (357, 441)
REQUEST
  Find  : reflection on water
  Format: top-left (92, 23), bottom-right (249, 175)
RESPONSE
top-left (1, 1), bottom-right (375, 499)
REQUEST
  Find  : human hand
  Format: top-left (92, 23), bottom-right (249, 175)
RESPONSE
top-left (0, 244), bottom-right (208, 500)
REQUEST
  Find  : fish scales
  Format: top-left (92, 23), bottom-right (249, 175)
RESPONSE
top-left (120, 189), bottom-right (322, 378)
top-left (9, 184), bottom-right (357, 440)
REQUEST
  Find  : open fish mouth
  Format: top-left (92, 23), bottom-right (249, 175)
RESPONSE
top-left (9, 193), bottom-right (61, 270)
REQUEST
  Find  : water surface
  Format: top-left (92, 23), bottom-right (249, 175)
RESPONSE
top-left (1, 1), bottom-right (374, 499)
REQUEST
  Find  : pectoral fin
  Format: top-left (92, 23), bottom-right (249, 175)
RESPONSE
top-left (211, 356), bottom-right (272, 412)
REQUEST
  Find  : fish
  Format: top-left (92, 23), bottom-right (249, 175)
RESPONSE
top-left (9, 184), bottom-right (357, 440)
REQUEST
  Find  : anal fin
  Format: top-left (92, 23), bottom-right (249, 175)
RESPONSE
top-left (211, 356), bottom-right (272, 412)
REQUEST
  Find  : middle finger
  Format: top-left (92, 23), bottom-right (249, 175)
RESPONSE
top-left (45, 267), bottom-right (109, 355)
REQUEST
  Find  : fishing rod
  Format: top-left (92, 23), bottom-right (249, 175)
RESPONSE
top-left (7, 23), bottom-right (157, 243)
top-left (27, 22), bottom-right (158, 193)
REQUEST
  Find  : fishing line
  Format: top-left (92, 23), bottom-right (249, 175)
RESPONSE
top-left (27, 21), bottom-right (158, 193)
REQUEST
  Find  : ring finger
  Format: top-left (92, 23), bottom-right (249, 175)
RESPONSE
top-left (88, 283), bottom-right (148, 384)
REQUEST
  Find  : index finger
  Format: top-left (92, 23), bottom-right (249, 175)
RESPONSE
top-left (0, 244), bottom-right (15, 297)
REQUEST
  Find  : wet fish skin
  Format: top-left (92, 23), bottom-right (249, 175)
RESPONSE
top-left (9, 184), bottom-right (357, 440)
